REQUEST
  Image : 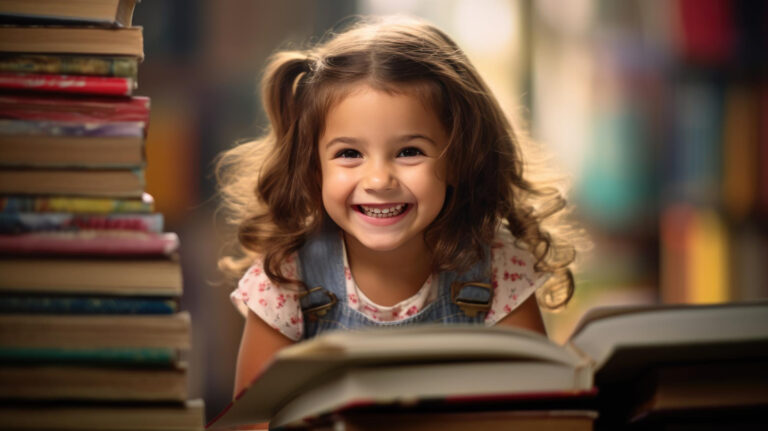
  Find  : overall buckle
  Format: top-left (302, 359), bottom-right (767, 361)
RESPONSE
top-left (299, 286), bottom-right (338, 319)
top-left (451, 281), bottom-right (492, 318)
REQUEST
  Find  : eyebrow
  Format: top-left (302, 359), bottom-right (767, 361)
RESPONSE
top-left (324, 134), bottom-right (437, 149)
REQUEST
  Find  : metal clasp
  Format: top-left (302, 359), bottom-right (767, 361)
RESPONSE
top-left (451, 281), bottom-right (492, 318)
top-left (299, 286), bottom-right (338, 319)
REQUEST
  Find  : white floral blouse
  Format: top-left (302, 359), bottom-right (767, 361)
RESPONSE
top-left (231, 228), bottom-right (549, 341)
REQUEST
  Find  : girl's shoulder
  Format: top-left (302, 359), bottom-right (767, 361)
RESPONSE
top-left (490, 226), bottom-right (539, 268)
top-left (230, 255), bottom-right (304, 341)
top-left (486, 227), bottom-right (550, 325)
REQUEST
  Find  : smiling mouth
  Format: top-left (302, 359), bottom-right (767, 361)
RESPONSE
top-left (356, 204), bottom-right (408, 218)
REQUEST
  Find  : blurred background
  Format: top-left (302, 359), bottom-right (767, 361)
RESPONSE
top-left (131, 0), bottom-right (768, 420)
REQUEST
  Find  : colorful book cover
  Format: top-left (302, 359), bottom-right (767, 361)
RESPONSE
top-left (676, 0), bottom-right (734, 64)
top-left (0, 93), bottom-right (149, 123)
top-left (0, 193), bottom-right (154, 214)
top-left (670, 77), bottom-right (723, 204)
top-left (721, 84), bottom-right (758, 220)
top-left (0, 54), bottom-right (138, 78)
top-left (0, 231), bottom-right (179, 257)
top-left (0, 72), bottom-right (135, 96)
top-left (0, 295), bottom-right (177, 315)
top-left (0, 212), bottom-right (163, 234)
top-left (0, 347), bottom-right (177, 366)
top-left (686, 208), bottom-right (730, 303)
top-left (0, 119), bottom-right (144, 137)
top-left (759, 85), bottom-right (768, 215)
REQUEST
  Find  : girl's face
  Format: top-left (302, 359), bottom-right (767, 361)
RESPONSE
top-left (318, 83), bottom-right (448, 254)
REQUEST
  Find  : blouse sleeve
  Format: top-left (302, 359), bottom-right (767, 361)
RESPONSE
top-left (484, 228), bottom-right (551, 326)
top-left (229, 254), bottom-right (304, 341)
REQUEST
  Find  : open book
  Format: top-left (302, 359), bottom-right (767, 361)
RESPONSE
top-left (208, 301), bottom-right (768, 429)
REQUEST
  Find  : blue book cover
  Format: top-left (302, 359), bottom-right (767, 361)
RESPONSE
top-left (0, 295), bottom-right (177, 314)
top-left (0, 347), bottom-right (177, 366)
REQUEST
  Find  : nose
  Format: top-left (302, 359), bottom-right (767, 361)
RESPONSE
top-left (361, 160), bottom-right (397, 192)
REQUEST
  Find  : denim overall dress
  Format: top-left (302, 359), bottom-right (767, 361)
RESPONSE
top-left (297, 226), bottom-right (494, 339)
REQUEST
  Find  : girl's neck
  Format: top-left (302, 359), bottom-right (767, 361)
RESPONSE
top-left (343, 233), bottom-right (434, 307)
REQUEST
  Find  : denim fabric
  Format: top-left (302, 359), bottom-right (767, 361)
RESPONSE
top-left (298, 225), bottom-right (491, 340)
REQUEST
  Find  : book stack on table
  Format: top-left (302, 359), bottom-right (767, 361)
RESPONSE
top-left (0, 1), bottom-right (204, 430)
top-left (208, 302), bottom-right (768, 431)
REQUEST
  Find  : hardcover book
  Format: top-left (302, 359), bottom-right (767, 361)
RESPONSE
top-left (0, 26), bottom-right (144, 59)
top-left (0, 230), bottom-right (178, 256)
top-left (0, 257), bottom-right (182, 296)
top-left (0, 295), bottom-right (177, 315)
top-left (0, 399), bottom-right (205, 431)
top-left (0, 134), bottom-right (144, 168)
top-left (0, 193), bottom-right (154, 214)
top-left (0, 119), bottom-right (145, 137)
top-left (0, 363), bottom-right (188, 401)
top-left (0, 54), bottom-right (138, 79)
top-left (0, 312), bottom-right (191, 350)
top-left (0, 72), bottom-right (135, 96)
top-left (0, 168), bottom-right (145, 198)
top-left (0, 212), bottom-right (163, 234)
top-left (0, 0), bottom-right (138, 27)
top-left (0, 94), bottom-right (150, 124)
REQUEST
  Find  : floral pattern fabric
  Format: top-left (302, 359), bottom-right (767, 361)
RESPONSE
top-left (230, 228), bottom-right (549, 341)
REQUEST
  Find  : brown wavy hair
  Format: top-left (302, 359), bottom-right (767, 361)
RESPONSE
top-left (217, 16), bottom-right (582, 308)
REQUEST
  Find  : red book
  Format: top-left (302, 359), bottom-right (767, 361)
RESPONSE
top-left (0, 73), bottom-right (135, 96)
top-left (0, 93), bottom-right (149, 123)
top-left (0, 231), bottom-right (179, 257)
top-left (676, 0), bottom-right (734, 64)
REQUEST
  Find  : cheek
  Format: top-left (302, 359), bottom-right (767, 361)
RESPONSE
top-left (320, 166), bottom-right (353, 204)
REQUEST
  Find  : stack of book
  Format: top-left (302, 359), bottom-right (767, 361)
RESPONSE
top-left (209, 302), bottom-right (768, 431)
top-left (0, 1), bottom-right (204, 430)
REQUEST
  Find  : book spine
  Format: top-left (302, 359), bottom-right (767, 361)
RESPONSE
top-left (721, 83), bottom-right (759, 220)
top-left (759, 84), bottom-right (768, 215)
top-left (677, 0), bottom-right (734, 64)
top-left (0, 193), bottom-right (154, 214)
top-left (0, 73), bottom-right (134, 96)
top-left (0, 94), bottom-right (149, 123)
top-left (0, 119), bottom-right (144, 137)
top-left (0, 231), bottom-right (179, 257)
top-left (0, 213), bottom-right (163, 234)
top-left (0, 296), bottom-right (177, 315)
top-left (0, 54), bottom-right (138, 78)
top-left (0, 347), bottom-right (178, 366)
top-left (0, 168), bottom-right (145, 198)
top-left (0, 26), bottom-right (144, 59)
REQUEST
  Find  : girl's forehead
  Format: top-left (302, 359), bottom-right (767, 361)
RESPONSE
top-left (321, 80), bottom-right (444, 122)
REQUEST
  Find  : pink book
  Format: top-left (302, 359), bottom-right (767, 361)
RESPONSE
top-left (0, 93), bottom-right (149, 123)
top-left (0, 231), bottom-right (179, 257)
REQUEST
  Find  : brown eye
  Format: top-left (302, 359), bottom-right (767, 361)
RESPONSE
top-left (398, 147), bottom-right (424, 157)
top-left (335, 149), bottom-right (362, 158)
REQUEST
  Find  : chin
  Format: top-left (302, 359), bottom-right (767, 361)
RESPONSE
top-left (355, 238), bottom-right (405, 253)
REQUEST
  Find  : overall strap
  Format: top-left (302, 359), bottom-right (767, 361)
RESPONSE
top-left (297, 226), bottom-right (344, 317)
top-left (441, 245), bottom-right (493, 319)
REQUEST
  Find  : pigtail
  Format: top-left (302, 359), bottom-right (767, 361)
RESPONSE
top-left (261, 51), bottom-right (309, 138)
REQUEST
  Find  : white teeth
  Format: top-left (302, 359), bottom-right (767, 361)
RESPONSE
top-left (360, 204), bottom-right (406, 218)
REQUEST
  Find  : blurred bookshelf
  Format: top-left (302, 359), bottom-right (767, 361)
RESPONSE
top-left (532, 0), bottom-right (768, 342)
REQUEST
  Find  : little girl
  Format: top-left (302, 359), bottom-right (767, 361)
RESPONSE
top-left (218, 16), bottom-right (579, 397)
